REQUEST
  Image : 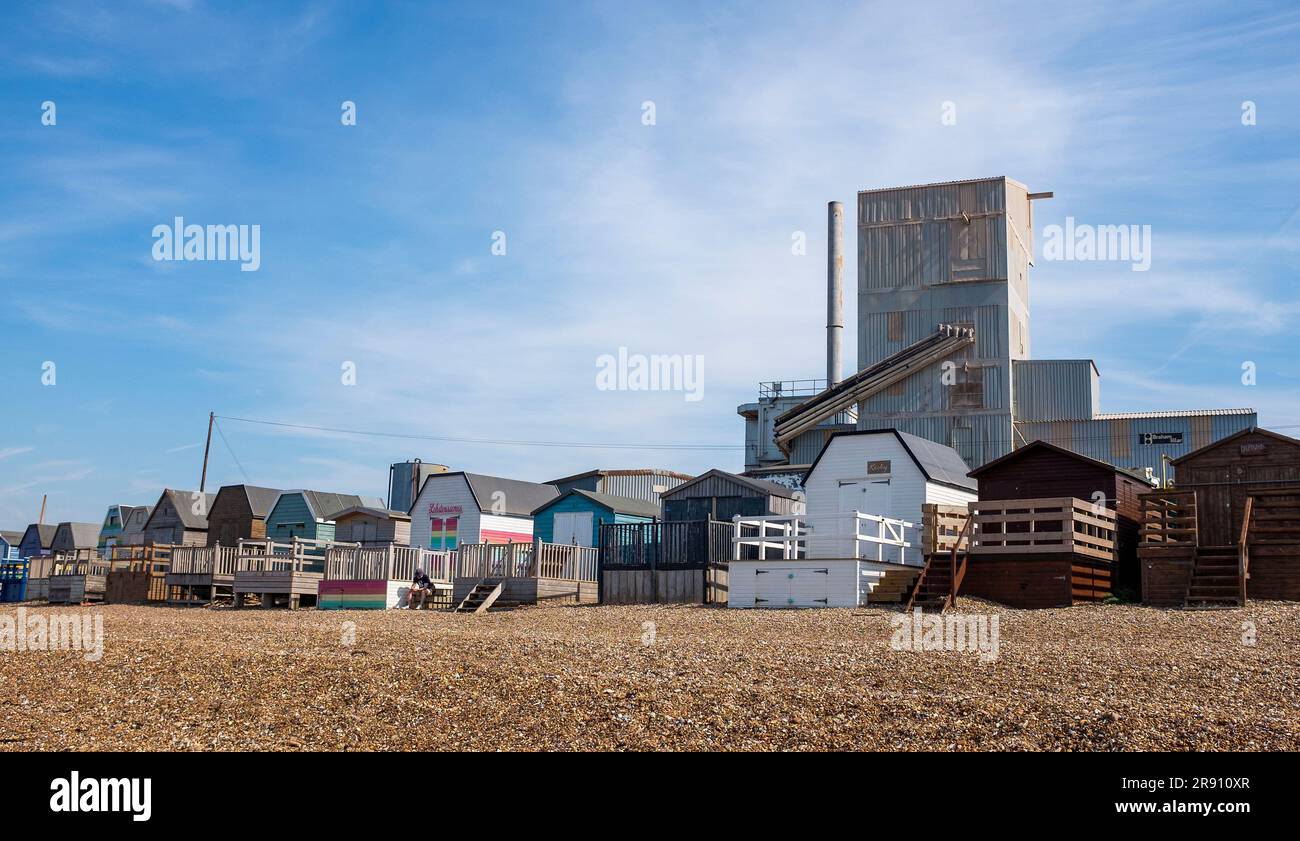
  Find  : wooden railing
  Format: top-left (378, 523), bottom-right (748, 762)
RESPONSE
top-left (969, 497), bottom-right (1117, 562)
top-left (51, 558), bottom-right (111, 576)
top-left (170, 545), bottom-right (240, 576)
top-left (325, 544), bottom-right (455, 583)
top-left (454, 541), bottom-right (600, 581)
top-left (535, 542), bottom-right (599, 581)
top-left (950, 515), bottom-right (972, 608)
top-left (1139, 489), bottom-right (1198, 546)
top-left (104, 544), bottom-right (175, 563)
top-left (731, 512), bottom-right (916, 564)
top-left (599, 520), bottom-right (732, 569)
top-left (921, 503), bottom-right (971, 556)
top-left (457, 542), bottom-right (534, 579)
top-left (235, 537), bottom-right (342, 575)
top-left (1238, 495), bottom-right (1254, 605)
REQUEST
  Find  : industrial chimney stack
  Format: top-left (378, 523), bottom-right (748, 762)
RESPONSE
top-left (826, 200), bottom-right (844, 386)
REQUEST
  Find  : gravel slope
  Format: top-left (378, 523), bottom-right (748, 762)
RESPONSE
top-left (1, 600), bottom-right (1296, 751)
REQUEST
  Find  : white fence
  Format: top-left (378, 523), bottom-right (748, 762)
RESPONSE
top-left (732, 512), bottom-right (915, 565)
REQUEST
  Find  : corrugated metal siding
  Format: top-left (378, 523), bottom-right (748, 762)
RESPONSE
top-left (596, 472), bottom-right (688, 503)
top-left (1014, 413), bottom-right (1258, 474)
top-left (858, 178), bottom-right (1008, 293)
top-left (1012, 359), bottom-right (1097, 421)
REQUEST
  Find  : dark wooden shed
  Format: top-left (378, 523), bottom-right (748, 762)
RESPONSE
top-left (659, 469), bottom-right (800, 521)
top-left (961, 440), bottom-right (1153, 606)
top-left (206, 485), bottom-right (282, 547)
top-left (1140, 427), bottom-right (1300, 605)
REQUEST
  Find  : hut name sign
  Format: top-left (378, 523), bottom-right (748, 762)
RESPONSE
top-left (1240, 442), bottom-right (1268, 456)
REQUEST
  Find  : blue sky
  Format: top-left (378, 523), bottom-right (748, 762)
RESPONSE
top-left (2, 0), bottom-right (1299, 526)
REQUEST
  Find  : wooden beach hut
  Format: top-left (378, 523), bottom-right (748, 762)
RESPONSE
top-left (1140, 427), bottom-right (1300, 607)
top-left (332, 506), bottom-right (412, 547)
top-left (97, 504), bottom-right (149, 553)
top-left (263, 490), bottom-right (383, 543)
top-left (958, 440), bottom-right (1152, 608)
top-left (0, 530), bottom-right (22, 560)
top-left (17, 524), bottom-right (56, 600)
top-left (0, 531), bottom-right (26, 602)
top-left (409, 472), bottom-right (559, 550)
top-left (532, 490), bottom-right (659, 548)
top-left (141, 489), bottom-right (215, 546)
top-left (48, 522), bottom-right (107, 604)
top-left (119, 504), bottom-right (152, 546)
top-left (205, 485), bottom-right (282, 546)
top-left (659, 469), bottom-right (801, 521)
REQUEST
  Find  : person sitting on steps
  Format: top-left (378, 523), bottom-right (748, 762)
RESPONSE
top-left (406, 568), bottom-right (433, 609)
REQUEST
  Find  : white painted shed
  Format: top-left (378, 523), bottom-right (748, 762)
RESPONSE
top-left (802, 428), bottom-right (976, 565)
top-left (728, 429), bottom-right (977, 609)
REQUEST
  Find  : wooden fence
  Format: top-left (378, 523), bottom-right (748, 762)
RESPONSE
top-left (921, 503), bottom-right (971, 556)
top-left (234, 537), bottom-right (340, 575)
top-left (970, 497), bottom-right (1117, 562)
top-left (599, 520), bottom-right (731, 569)
top-left (456, 541), bottom-right (598, 582)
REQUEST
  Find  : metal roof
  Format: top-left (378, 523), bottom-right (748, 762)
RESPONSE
top-left (331, 505), bottom-right (412, 522)
top-left (1091, 408), bottom-right (1255, 420)
top-left (533, 489), bottom-right (661, 519)
top-left (804, 429), bottom-right (977, 492)
top-left (857, 175), bottom-right (1029, 195)
top-left (414, 472), bottom-right (561, 517)
top-left (661, 469), bottom-right (798, 500)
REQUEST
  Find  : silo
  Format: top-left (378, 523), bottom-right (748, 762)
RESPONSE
top-left (387, 459), bottom-right (449, 513)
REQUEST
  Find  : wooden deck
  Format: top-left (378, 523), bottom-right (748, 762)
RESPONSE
top-left (452, 542), bottom-right (599, 608)
top-left (103, 546), bottom-right (173, 605)
top-left (232, 537), bottom-right (336, 609)
top-left (166, 545), bottom-right (240, 605)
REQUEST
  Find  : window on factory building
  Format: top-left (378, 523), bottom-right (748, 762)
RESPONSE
top-left (950, 365), bottom-right (985, 409)
top-left (888, 311), bottom-right (905, 342)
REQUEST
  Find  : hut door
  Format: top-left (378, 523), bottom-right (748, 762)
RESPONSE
top-left (839, 479), bottom-right (891, 517)
top-left (555, 512), bottom-right (594, 547)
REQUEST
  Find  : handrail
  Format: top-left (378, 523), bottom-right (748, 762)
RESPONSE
top-left (949, 515), bottom-right (973, 611)
top-left (1238, 496), bottom-right (1254, 605)
top-left (732, 512), bottom-right (915, 564)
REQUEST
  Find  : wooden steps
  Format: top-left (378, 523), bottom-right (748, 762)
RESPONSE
top-left (1185, 545), bottom-right (1242, 608)
top-left (454, 579), bottom-right (508, 614)
top-left (865, 568), bottom-right (920, 604)
top-left (905, 557), bottom-right (955, 612)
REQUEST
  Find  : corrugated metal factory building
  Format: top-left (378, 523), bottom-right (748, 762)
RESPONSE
top-left (739, 176), bottom-right (1257, 485)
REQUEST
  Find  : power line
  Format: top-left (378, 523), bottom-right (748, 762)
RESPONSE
top-left (215, 415), bottom-right (745, 452)
top-left (214, 418), bottom-right (252, 482)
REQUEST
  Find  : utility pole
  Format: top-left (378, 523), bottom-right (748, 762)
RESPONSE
top-left (199, 411), bottom-right (215, 493)
top-left (38, 494), bottom-right (47, 525)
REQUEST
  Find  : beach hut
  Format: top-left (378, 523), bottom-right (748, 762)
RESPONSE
top-left (408, 472), bottom-right (559, 550)
top-left (332, 506), bottom-right (412, 547)
top-left (964, 440), bottom-right (1151, 607)
top-left (17, 524), bottom-right (56, 599)
top-left (51, 522), bottom-right (101, 560)
top-left (205, 484), bottom-right (282, 546)
top-left (263, 490), bottom-right (383, 543)
top-left (660, 469), bottom-right (801, 521)
top-left (0, 530), bottom-right (21, 560)
top-left (141, 489), bottom-right (215, 546)
top-left (532, 490), bottom-right (659, 548)
top-left (547, 469), bottom-right (692, 503)
top-left (97, 504), bottom-right (149, 552)
top-left (48, 522), bottom-right (106, 603)
top-left (727, 430), bottom-right (976, 609)
top-left (119, 505), bottom-right (152, 546)
top-left (1140, 427), bottom-right (1300, 607)
top-left (0, 531), bottom-right (26, 603)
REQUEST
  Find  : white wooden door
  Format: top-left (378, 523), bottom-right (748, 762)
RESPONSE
top-left (553, 511), bottom-right (594, 547)
top-left (754, 566), bottom-right (830, 607)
